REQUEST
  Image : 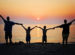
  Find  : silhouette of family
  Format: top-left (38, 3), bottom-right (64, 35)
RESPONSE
top-left (0, 15), bottom-right (75, 45)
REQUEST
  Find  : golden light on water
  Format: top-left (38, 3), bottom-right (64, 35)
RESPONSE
top-left (0, 24), bottom-right (75, 43)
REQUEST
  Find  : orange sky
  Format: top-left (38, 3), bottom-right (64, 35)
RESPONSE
top-left (0, 0), bottom-right (75, 20)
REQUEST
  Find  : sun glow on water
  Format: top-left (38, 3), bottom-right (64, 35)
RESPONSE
top-left (0, 24), bottom-right (75, 43)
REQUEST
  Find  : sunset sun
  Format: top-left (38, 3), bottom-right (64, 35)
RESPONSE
top-left (37, 18), bottom-right (40, 20)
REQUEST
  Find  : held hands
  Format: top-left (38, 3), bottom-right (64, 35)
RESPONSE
top-left (20, 25), bottom-right (56, 29)
top-left (33, 26), bottom-right (38, 28)
top-left (36, 26), bottom-right (40, 28)
top-left (0, 15), bottom-right (2, 17)
top-left (0, 15), bottom-right (1, 17)
top-left (20, 24), bottom-right (23, 25)
top-left (74, 19), bottom-right (75, 21)
top-left (21, 24), bottom-right (23, 26)
top-left (21, 24), bottom-right (24, 28)
top-left (49, 27), bottom-right (55, 30)
top-left (52, 27), bottom-right (55, 29)
top-left (35, 26), bottom-right (37, 27)
top-left (72, 19), bottom-right (75, 22)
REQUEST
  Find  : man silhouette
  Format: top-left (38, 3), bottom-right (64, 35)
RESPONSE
top-left (0, 15), bottom-right (22, 44)
top-left (54, 19), bottom-right (75, 45)
top-left (21, 25), bottom-right (37, 44)
top-left (37, 26), bottom-right (54, 44)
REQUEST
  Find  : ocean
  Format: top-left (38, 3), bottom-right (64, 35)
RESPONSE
top-left (0, 24), bottom-right (75, 43)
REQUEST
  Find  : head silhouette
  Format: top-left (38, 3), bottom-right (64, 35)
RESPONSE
top-left (28, 27), bottom-right (30, 30)
top-left (44, 26), bottom-right (46, 29)
top-left (7, 16), bottom-right (10, 21)
top-left (64, 19), bottom-right (67, 24)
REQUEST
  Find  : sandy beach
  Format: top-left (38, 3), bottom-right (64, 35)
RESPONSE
top-left (0, 42), bottom-right (75, 55)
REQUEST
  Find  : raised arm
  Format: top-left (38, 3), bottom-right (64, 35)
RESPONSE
top-left (0, 15), bottom-right (6, 22)
top-left (31, 26), bottom-right (37, 30)
top-left (54, 26), bottom-right (60, 28)
top-left (15, 23), bottom-right (22, 25)
top-left (37, 27), bottom-right (43, 30)
top-left (21, 25), bottom-right (27, 30)
top-left (53, 25), bottom-right (63, 29)
top-left (47, 27), bottom-right (55, 30)
top-left (69, 19), bottom-right (75, 24)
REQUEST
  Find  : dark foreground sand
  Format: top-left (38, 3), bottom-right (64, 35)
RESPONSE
top-left (0, 42), bottom-right (75, 55)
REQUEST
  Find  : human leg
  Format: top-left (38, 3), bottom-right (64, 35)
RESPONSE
top-left (9, 32), bottom-right (12, 44)
top-left (65, 34), bottom-right (69, 45)
top-left (5, 32), bottom-right (8, 44)
top-left (62, 33), bottom-right (65, 45)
